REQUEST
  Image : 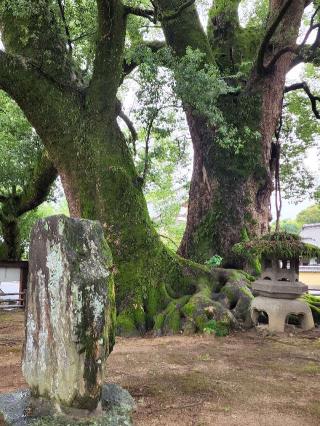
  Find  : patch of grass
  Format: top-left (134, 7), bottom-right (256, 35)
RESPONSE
top-left (203, 319), bottom-right (229, 337)
top-left (197, 353), bottom-right (212, 361)
top-left (300, 363), bottom-right (320, 375)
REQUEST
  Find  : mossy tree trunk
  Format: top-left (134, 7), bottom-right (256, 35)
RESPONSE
top-left (0, 0), bottom-right (253, 335)
top-left (157, 0), bottom-right (306, 264)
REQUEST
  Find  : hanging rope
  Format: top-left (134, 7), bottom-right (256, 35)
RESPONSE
top-left (274, 102), bottom-right (283, 232)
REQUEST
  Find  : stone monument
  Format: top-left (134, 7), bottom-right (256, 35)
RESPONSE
top-left (0, 215), bottom-right (135, 425)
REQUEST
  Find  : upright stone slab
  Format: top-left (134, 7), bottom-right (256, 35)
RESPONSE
top-left (22, 215), bottom-right (115, 411)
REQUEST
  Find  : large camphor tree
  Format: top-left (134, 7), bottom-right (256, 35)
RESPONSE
top-left (154, 0), bottom-right (317, 264)
top-left (0, 0), bottom-right (317, 335)
top-left (0, 0), bottom-right (249, 336)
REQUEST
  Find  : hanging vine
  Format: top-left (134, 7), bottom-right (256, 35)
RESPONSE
top-left (274, 100), bottom-right (283, 232)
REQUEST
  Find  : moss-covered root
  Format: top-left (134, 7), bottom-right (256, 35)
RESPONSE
top-left (114, 257), bottom-right (254, 337)
top-left (215, 269), bottom-right (254, 328)
top-left (153, 268), bottom-right (254, 336)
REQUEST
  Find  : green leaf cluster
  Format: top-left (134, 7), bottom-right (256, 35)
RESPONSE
top-left (0, 91), bottom-right (43, 196)
top-left (203, 319), bottom-right (230, 337)
top-left (233, 232), bottom-right (320, 260)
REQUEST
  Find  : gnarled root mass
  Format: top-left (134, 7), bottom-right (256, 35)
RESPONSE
top-left (116, 255), bottom-right (254, 337)
top-left (154, 268), bottom-right (254, 336)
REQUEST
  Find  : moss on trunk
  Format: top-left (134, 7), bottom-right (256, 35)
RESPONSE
top-left (159, 0), bottom-right (306, 266)
top-left (179, 91), bottom-right (271, 265)
top-left (0, 0), bottom-right (259, 335)
top-left (39, 108), bottom-right (252, 335)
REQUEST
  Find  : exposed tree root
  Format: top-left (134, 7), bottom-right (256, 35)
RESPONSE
top-left (153, 268), bottom-right (254, 336)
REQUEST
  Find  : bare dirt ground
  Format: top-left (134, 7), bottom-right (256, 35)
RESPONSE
top-left (1, 311), bottom-right (320, 425)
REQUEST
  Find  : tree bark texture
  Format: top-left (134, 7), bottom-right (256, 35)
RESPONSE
top-left (155, 0), bottom-right (306, 264)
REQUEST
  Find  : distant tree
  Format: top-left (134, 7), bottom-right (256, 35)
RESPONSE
top-left (0, 92), bottom-right (57, 259)
top-left (271, 218), bottom-right (302, 233)
top-left (296, 204), bottom-right (320, 225)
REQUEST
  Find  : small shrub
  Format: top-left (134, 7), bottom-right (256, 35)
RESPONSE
top-left (203, 319), bottom-right (229, 337)
top-left (302, 294), bottom-right (320, 324)
top-left (205, 255), bottom-right (223, 267)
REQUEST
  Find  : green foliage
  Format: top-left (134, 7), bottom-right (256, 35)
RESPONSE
top-left (131, 45), bottom-right (256, 156)
top-left (233, 232), bottom-right (320, 260)
top-left (0, 91), bottom-right (42, 194)
top-left (63, 0), bottom-right (98, 80)
top-left (239, 0), bottom-right (268, 28)
top-left (203, 319), bottom-right (230, 337)
top-left (271, 219), bottom-right (302, 234)
top-left (301, 294), bottom-right (320, 324)
top-left (0, 90), bottom-right (60, 258)
top-left (272, 204), bottom-right (320, 238)
top-left (296, 205), bottom-right (320, 225)
top-left (209, 0), bottom-right (266, 75)
top-left (280, 91), bottom-right (319, 203)
top-left (205, 255), bottom-right (223, 267)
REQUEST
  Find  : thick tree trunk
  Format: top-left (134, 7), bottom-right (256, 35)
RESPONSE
top-left (0, 0), bottom-right (255, 335)
top-left (34, 110), bottom-right (208, 334)
top-left (158, 0), bottom-right (306, 265)
top-left (179, 92), bottom-right (272, 265)
top-left (1, 219), bottom-right (21, 260)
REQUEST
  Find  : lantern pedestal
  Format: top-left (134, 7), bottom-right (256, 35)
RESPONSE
top-left (251, 296), bottom-right (314, 333)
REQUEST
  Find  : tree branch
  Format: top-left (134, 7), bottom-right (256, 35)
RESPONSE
top-left (57, 0), bottom-right (73, 53)
top-left (284, 82), bottom-right (320, 119)
top-left (259, 2), bottom-right (318, 73)
top-left (300, 6), bottom-right (320, 46)
top-left (124, 6), bottom-right (156, 23)
top-left (124, 0), bottom-right (195, 23)
top-left (0, 0), bottom-right (75, 82)
top-left (16, 154), bottom-right (58, 216)
top-left (142, 112), bottom-right (157, 185)
top-left (0, 50), bottom-right (83, 139)
top-left (122, 40), bottom-right (166, 78)
top-left (264, 46), bottom-right (298, 71)
top-left (290, 7), bottom-right (320, 69)
top-left (89, 0), bottom-right (127, 110)
top-left (257, 0), bottom-right (294, 75)
top-left (117, 107), bottom-right (138, 155)
top-left (160, 0), bottom-right (195, 21)
top-left (158, 233), bottom-right (179, 249)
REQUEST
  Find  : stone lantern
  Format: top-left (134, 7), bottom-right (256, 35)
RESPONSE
top-left (234, 233), bottom-right (316, 333)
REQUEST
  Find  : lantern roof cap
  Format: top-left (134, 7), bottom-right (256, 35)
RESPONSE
top-left (233, 232), bottom-right (320, 260)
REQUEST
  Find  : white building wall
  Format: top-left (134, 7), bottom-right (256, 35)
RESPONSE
top-left (300, 223), bottom-right (320, 247)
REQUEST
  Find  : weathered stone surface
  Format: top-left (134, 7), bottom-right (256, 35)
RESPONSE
top-left (0, 390), bottom-right (31, 426)
top-left (22, 215), bottom-right (115, 411)
top-left (252, 279), bottom-right (308, 299)
top-left (251, 296), bottom-right (314, 333)
top-left (0, 384), bottom-right (135, 425)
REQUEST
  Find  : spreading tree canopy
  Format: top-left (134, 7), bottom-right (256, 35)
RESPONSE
top-left (0, 0), bottom-right (319, 334)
